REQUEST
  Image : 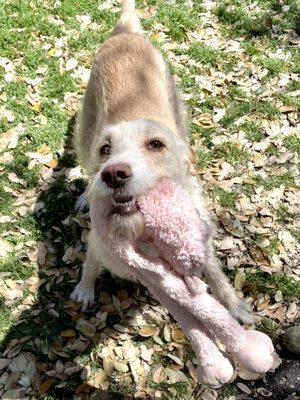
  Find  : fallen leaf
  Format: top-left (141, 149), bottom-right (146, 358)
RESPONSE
top-left (76, 319), bottom-right (96, 337)
top-left (65, 58), bottom-right (78, 71)
top-left (60, 329), bottom-right (76, 338)
top-left (39, 378), bottom-right (54, 396)
top-left (139, 325), bottom-right (159, 337)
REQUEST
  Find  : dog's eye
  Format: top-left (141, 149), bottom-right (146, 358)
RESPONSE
top-left (147, 140), bottom-right (164, 151)
top-left (100, 144), bottom-right (112, 155)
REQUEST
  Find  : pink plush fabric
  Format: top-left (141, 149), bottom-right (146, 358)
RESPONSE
top-left (90, 179), bottom-right (274, 386)
top-left (138, 179), bottom-right (212, 275)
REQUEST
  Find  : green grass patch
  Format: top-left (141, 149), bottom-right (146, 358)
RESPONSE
top-left (0, 297), bottom-right (16, 342)
top-left (218, 383), bottom-right (239, 398)
top-left (0, 179), bottom-right (14, 215)
top-left (275, 203), bottom-right (290, 222)
top-left (289, 228), bottom-right (300, 244)
top-left (213, 187), bottom-right (238, 209)
top-left (215, 0), bottom-right (300, 36)
top-left (244, 270), bottom-right (300, 301)
top-left (5, 152), bottom-right (39, 188)
top-left (212, 142), bottom-right (249, 165)
top-left (215, 3), bottom-right (271, 36)
top-left (284, 134), bottom-right (300, 155)
top-left (265, 143), bottom-right (280, 156)
top-left (196, 150), bottom-right (213, 168)
top-left (242, 121), bottom-right (265, 142)
top-left (0, 254), bottom-right (35, 280)
top-left (257, 318), bottom-right (279, 340)
top-left (243, 40), bottom-right (261, 57)
top-left (254, 172), bottom-right (296, 190)
top-left (148, 379), bottom-right (189, 400)
top-left (279, 93), bottom-right (300, 111)
top-left (186, 42), bottom-right (222, 66)
top-left (156, 1), bottom-right (201, 42)
top-left (257, 57), bottom-right (287, 76)
top-left (264, 237), bottom-right (280, 256)
top-left (227, 85), bottom-right (248, 100)
top-left (221, 99), bottom-right (279, 127)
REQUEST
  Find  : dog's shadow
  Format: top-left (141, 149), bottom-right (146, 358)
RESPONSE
top-left (1, 116), bottom-right (159, 400)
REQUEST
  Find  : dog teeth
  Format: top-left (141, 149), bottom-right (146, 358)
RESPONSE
top-left (112, 199), bottom-right (135, 207)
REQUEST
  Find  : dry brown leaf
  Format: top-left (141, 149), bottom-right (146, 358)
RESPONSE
top-left (139, 325), bottom-right (159, 337)
top-left (39, 378), bottom-right (54, 396)
top-left (76, 319), bottom-right (96, 337)
top-left (60, 329), bottom-right (76, 338)
top-left (171, 327), bottom-right (185, 342)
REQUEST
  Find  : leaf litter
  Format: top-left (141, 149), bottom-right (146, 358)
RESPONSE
top-left (0, 0), bottom-right (299, 399)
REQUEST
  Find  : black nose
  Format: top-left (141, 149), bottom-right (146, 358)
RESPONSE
top-left (101, 163), bottom-right (132, 188)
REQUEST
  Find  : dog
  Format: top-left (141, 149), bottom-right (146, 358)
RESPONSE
top-left (71, 0), bottom-right (253, 324)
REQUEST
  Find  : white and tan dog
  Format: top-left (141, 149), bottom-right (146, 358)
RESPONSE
top-left (71, 0), bottom-right (253, 324)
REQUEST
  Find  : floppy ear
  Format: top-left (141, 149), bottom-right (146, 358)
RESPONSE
top-left (178, 139), bottom-right (197, 176)
top-left (188, 147), bottom-right (197, 175)
top-left (184, 146), bottom-right (197, 176)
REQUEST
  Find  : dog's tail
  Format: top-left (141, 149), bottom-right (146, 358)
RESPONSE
top-left (111, 0), bottom-right (142, 35)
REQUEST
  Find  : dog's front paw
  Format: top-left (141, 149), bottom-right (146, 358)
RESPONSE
top-left (71, 282), bottom-right (95, 311)
top-left (229, 298), bottom-right (255, 324)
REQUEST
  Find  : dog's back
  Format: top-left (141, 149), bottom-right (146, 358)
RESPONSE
top-left (94, 33), bottom-right (177, 129)
top-left (76, 0), bottom-right (187, 172)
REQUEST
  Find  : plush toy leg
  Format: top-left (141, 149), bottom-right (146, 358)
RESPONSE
top-left (231, 330), bottom-right (274, 373)
top-left (143, 281), bottom-right (234, 387)
top-left (117, 248), bottom-right (275, 375)
top-left (184, 289), bottom-right (274, 374)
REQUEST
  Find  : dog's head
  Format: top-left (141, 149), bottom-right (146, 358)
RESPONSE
top-left (89, 119), bottom-right (195, 240)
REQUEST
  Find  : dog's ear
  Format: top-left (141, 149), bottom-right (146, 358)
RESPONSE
top-left (184, 146), bottom-right (197, 176)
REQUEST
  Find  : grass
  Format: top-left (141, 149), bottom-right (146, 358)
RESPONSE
top-left (156, 1), bottom-right (202, 42)
top-left (148, 379), bottom-right (189, 400)
top-left (213, 188), bottom-right (238, 209)
top-left (197, 150), bottom-right (213, 168)
top-left (108, 380), bottom-right (136, 399)
top-left (213, 142), bottom-right (249, 164)
top-left (242, 121), bottom-right (265, 142)
top-left (257, 318), bottom-right (280, 340)
top-left (218, 383), bottom-right (239, 398)
top-left (257, 57), bottom-right (287, 76)
top-left (284, 134), bottom-right (300, 155)
top-left (244, 270), bottom-right (300, 301)
top-left (254, 172), bottom-right (296, 190)
top-left (215, 0), bottom-right (300, 36)
top-left (275, 204), bottom-right (290, 222)
top-left (0, 254), bottom-right (36, 280)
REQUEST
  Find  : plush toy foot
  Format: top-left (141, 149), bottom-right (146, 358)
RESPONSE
top-left (233, 330), bottom-right (274, 373)
top-left (198, 356), bottom-right (234, 387)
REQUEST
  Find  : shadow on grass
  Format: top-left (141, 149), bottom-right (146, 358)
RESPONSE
top-left (1, 116), bottom-right (146, 400)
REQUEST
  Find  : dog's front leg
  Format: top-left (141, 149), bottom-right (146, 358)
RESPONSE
top-left (71, 230), bottom-right (103, 310)
top-left (201, 255), bottom-right (254, 324)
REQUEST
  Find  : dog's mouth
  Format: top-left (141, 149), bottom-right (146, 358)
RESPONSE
top-left (112, 194), bottom-right (138, 214)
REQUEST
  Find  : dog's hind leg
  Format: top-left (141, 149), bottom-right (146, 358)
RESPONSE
top-left (111, 0), bottom-right (142, 36)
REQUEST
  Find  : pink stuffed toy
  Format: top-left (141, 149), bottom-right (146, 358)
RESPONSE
top-left (91, 179), bottom-right (274, 387)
